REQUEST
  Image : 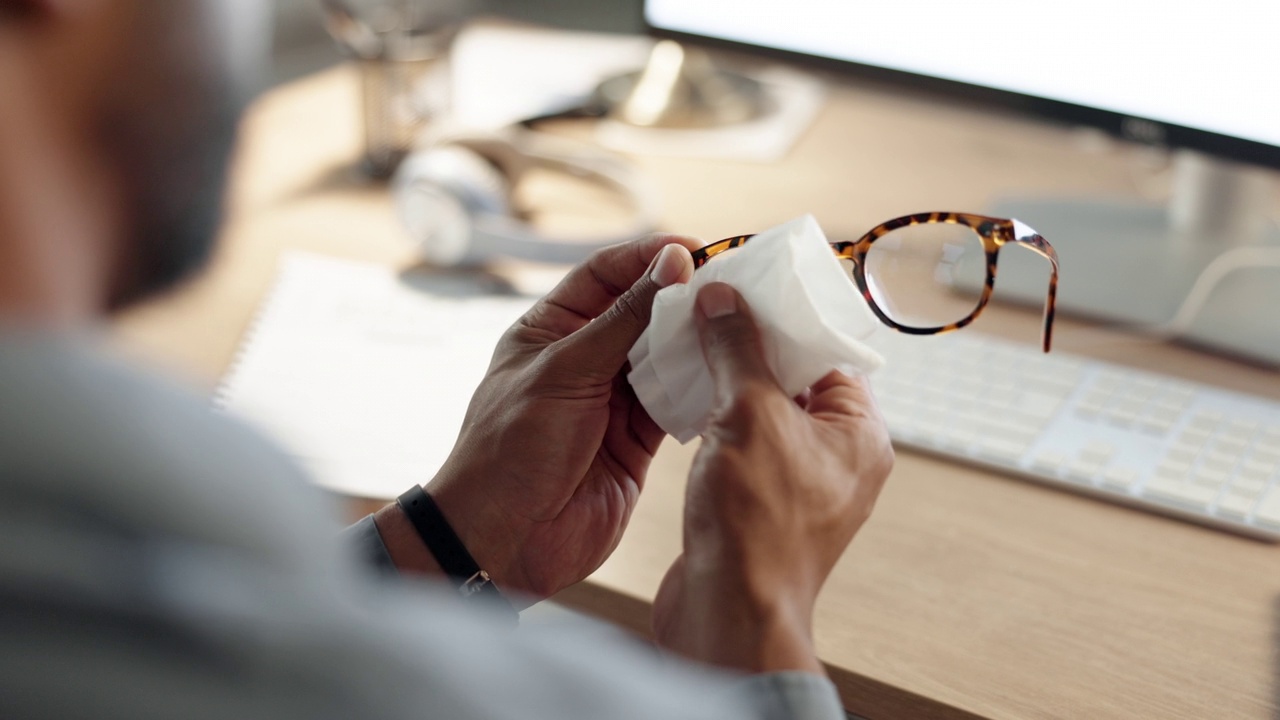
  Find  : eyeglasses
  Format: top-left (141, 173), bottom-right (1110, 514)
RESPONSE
top-left (691, 212), bottom-right (1060, 352)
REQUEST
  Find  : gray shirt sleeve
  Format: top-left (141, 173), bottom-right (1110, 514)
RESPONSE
top-left (343, 513), bottom-right (399, 577)
top-left (340, 513), bottom-right (848, 720)
top-left (738, 673), bottom-right (848, 720)
top-left (0, 337), bottom-right (849, 720)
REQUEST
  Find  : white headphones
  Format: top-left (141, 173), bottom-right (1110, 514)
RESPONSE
top-left (393, 129), bottom-right (660, 266)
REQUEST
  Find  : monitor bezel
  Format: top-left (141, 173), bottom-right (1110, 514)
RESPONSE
top-left (646, 20), bottom-right (1280, 171)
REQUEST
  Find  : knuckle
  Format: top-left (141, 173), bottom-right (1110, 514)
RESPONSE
top-left (589, 240), bottom-right (627, 263)
top-left (533, 340), bottom-right (564, 368)
top-left (740, 378), bottom-right (787, 408)
top-left (526, 344), bottom-right (573, 386)
top-left (850, 493), bottom-right (878, 527)
top-left (851, 427), bottom-right (895, 493)
top-left (609, 287), bottom-right (650, 327)
top-left (722, 393), bottom-right (762, 425)
top-left (873, 419), bottom-right (895, 467)
top-left (710, 388), bottom-right (788, 440)
top-left (707, 314), bottom-right (758, 350)
top-left (584, 245), bottom-right (614, 270)
top-left (879, 438), bottom-right (896, 475)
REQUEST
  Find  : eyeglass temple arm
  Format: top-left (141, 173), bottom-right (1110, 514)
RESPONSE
top-left (1008, 234), bottom-right (1059, 353)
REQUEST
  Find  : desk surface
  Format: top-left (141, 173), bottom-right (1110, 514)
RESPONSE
top-left (115, 61), bottom-right (1280, 720)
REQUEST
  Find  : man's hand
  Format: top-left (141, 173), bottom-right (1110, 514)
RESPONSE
top-left (652, 283), bottom-right (894, 675)
top-left (377, 234), bottom-right (700, 605)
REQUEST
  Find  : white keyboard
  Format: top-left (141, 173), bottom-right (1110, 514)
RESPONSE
top-left (865, 331), bottom-right (1280, 540)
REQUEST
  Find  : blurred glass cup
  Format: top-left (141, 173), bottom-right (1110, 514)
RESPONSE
top-left (322, 0), bottom-right (467, 178)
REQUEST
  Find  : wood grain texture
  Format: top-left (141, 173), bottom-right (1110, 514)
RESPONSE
top-left (113, 52), bottom-right (1280, 720)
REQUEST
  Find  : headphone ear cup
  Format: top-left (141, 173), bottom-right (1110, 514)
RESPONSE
top-left (393, 146), bottom-right (513, 266)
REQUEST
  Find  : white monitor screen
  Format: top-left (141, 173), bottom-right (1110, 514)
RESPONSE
top-left (646, 0), bottom-right (1280, 150)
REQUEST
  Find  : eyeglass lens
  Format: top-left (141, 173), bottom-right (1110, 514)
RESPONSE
top-left (860, 222), bottom-right (987, 329)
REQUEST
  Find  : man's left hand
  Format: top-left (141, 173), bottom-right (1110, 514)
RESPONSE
top-left (401, 234), bottom-right (698, 605)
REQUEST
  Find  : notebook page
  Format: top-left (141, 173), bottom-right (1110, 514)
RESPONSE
top-left (217, 252), bottom-right (535, 499)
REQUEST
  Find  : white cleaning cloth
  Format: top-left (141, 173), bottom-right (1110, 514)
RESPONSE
top-left (628, 215), bottom-right (885, 443)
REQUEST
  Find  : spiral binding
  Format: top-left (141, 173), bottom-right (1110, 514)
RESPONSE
top-left (210, 257), bottom-right (300, 411)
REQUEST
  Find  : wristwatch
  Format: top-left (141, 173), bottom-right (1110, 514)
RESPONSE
top-left (396, 485), bottom-right (519, 626)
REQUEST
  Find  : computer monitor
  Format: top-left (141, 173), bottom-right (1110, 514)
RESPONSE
top-left (646, 0), bottom-right (1280, 365)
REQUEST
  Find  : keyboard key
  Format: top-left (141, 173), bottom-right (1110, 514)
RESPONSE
top-left (1107, 410), bottom-right (1139, 428)
top-left (1102, 466), bottom-right (1139, 490)
top-left (1145, 476), bottom-right (1216, 510)
top-left (1130, 382), bottom-right (1159, 400)
top-left (1082, 390), bottom-right (1110, 407)
top-left (1190, 468), bottom-right (1229, 489)
top-left (1255, 488), bottom-right (1280, 529)
top-left (914, 421), bottom-right (949, 443)
top-left (940, 427), bottom-right (975, 451)
top-left (1192, 411), bottom-right (1225, 427)
top-left (1116, 398), bottom-right (1146, 414)
top-left (1240, 460), bottom-right (1275, 480)
top-left (1033, 451), bottom-right (1066, 472)
top-left (1076, 402), bottom-right (1104, 419)
top-left (878, 394), bottom-right (907, 412)
top-left (1067, 460), bottom-right (1102, 483)
top-left (1155, 461), bottom-right (1191, 480)
top-left (1093, 374), bottom-right (1123, 392)
top-left (1215, 437), bottom-right (1248, 454)
top-left (1079, 442), bottom-right (1116, 463)
top-left (1139, 416), bottom-right (1176, 434)
top-left (1019, 394), bottom-right (1065, 421)
top-left (1216, 492), bottom-right (1257, 520)
top-left (883, 410), bottom-right (910, 430)
top-left (1232, 476), bottom-right (1268, 495)
top-left (976, 438), bottom-right (1028, 464)
top-left (1157, 389), bottom-right (1192, 407)
top-left (1227, 419), bottom-right (1260, 437)
top-left (1253, 448), bottom-right (1280, 466)
top-left (1023, 378), bottom-right (1055, 394)
top-left (1006, 429), bottom-right (1040, 447)
top-left (1201, 452), bottom-right (1237, 473)
top-left (1249, 430), bottom-right (1280, 448)
top-left (1180, 428), bottom-right (1212, 447)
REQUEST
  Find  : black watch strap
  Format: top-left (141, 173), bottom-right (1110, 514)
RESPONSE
top-left (396, 485), bottom-right (518, 625)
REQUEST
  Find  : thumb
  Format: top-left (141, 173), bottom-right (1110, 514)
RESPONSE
top-left (561, 242), bottom-right (694, 378)
top-left (694, 283), bottom-right (782, 403)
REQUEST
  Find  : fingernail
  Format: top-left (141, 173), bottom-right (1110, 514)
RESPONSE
top-left (698, 283), bottom-right (737, 319)
top-left (649, 244), bottom-right (686, 288)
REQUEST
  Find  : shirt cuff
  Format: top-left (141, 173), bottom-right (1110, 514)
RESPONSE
top-left (736, 671), bottom-right (846, 720)
top-left (342, 514), bottom-right (399, 577)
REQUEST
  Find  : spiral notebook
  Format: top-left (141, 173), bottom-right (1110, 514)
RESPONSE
top-left (216, 252), bottom-right (535, 499)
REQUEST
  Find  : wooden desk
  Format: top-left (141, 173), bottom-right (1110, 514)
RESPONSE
top-left (115, 62), bottom-right (1280, 720)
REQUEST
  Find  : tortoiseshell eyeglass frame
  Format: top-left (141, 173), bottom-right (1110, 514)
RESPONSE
top-left (690, 212), bottom-right (1060, 352)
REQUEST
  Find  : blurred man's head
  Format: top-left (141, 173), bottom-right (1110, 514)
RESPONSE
top-left (0, 0), bottom-right (270, 315)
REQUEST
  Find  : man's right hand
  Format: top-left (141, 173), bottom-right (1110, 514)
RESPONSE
top-left (652, 282), bottom-right (895, 676)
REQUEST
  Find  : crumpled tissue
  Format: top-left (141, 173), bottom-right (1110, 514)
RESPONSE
top-left (628, 214), bottom-right (885, 443)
